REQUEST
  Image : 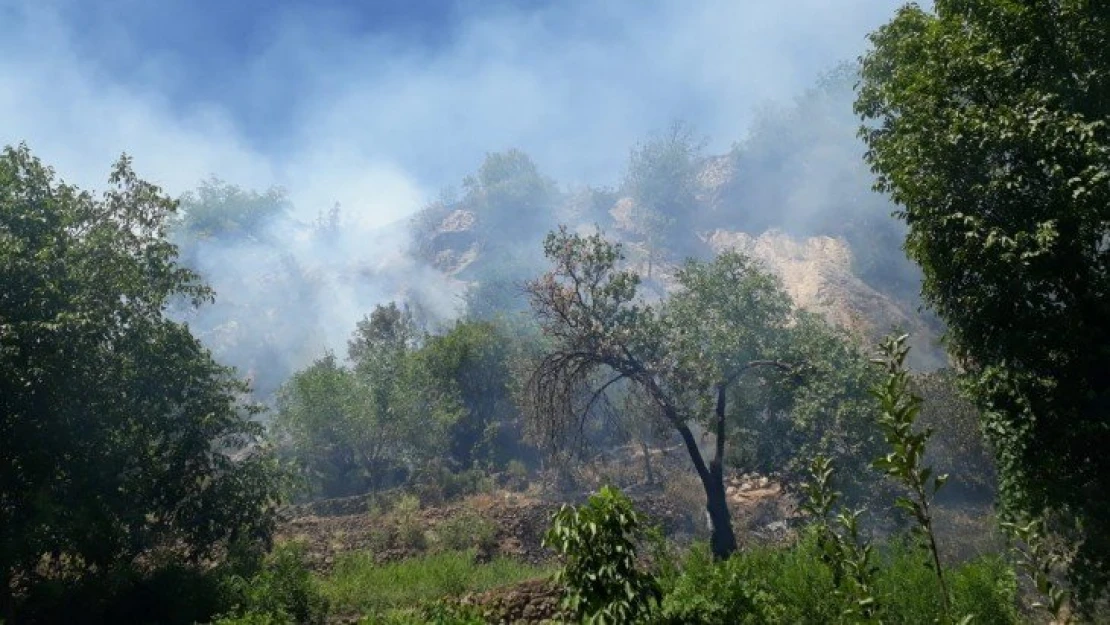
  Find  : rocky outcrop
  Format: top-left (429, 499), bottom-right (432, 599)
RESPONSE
top-left (704, 229), bottom-right (945, 368)
top-left (422, 209), bottom-right (481, 275)
top-left (456, 578), bottom-right (565, 625)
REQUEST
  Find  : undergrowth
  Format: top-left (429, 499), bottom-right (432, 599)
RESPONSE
top-left (319, 549), bottom-right (550, 619)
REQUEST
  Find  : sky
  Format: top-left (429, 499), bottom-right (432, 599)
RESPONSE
top-left (0, 0), bottom-right (906, 230)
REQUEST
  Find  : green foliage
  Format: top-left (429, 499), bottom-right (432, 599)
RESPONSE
top-left (15, 560), bottom-right (229, 625)
top-left (173, 177), bottom-right (289, 241)
top-left (392, 494), bottom-right (429, 552)
top-left (434, 512), bottom-right (498, 554)
top-left (622, 121), bottom-right (705, 257)
top-left (857, 0), bottom-right (1110, 606)
top-left (870, 335), bottom-right (955, 621)
top-left (274, 302), bottom-right (462, 499)
top-left (656, 543), bottom-right (788, 625)
top-left (874, 540), bottom-right (1018, 625)
top-left (411, 462), bottom-right (495, 506)
top-left (800, 456), bottom-right (880, 624)
top-left (1002, 517), bottom-right (1072, 623)
top-left (218, 542), bottom-right (328, 625)
top-left (319, 550), bottom-right (549, 618)
top-left (417, 319), bottom-right (533, 470)
top-left (504, 459), bottom-right (529, 491)
top-left (656, 534), bottom-right (1017, 625)
top-left (735, 313), bottom-right (888, 509)
top-left (543, 486), bottom-right (661, 624)
top-left (366, 602), bottom-right (489, 625)
top-left (464, 149), bottom-right (558, 236)
top-left (913, 370), bottom-right (997, 502)
top-left (0, 144), bottom-right (283, 619)
top-left (528, 227), bottom-right (813, 558)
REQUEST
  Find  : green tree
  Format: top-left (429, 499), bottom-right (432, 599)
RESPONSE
top-left (173, 177), bottom-right (289, 242)
top-left (0, 144), bottom-right (282, 618)
top-left (463, 149), bottom-right (559, 239)
top-left (168, 179), bottom-right (320, 399)
top-left (417, 319), bottom-right (533, 470)
top-left (274, 303), bottom-right (461, 499)
top-left (856, 0), bottom-right (1110, 606)
top-left (730, 312), bottom-right (888, 510)
top-left (622, 121), bottom-right (705, 262)
top-left (526, 227), bottom-right (799, 559)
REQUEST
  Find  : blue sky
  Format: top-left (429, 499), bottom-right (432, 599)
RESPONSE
top-left (0, 0), bottom-right (905, 228)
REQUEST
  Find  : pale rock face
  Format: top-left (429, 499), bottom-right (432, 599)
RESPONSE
top-left (704, 228), bottom-right (945, 369)
top-left (426, 209), bottom-right (480, 276)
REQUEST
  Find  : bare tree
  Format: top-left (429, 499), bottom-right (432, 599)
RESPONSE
top-left (525, 227), bottom-right (797, 558)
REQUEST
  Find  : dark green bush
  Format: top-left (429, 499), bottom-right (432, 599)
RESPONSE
top-left (544, 486), bottom-right (661, 624)
top-left (654, 534), bottom-right (1018, 625)
top-left (15, 561), bottom-right (227, 625)
top-left (218, 542), bottom-right (328, 625)
top-left (436, 512), bottom-right (498, 553)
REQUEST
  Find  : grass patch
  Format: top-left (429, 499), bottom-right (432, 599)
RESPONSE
top-left (319, 549), bottom-right (551, 617)
top-left (657, 532), bottom-right (1020, 625)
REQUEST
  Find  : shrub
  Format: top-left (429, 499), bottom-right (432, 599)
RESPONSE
top-left (873, 539), bottom-right (1018, 625)
top-left (653, 534), bottom-right (1018, 625)
top-left (218, 542), bottom-right (328, 625)
top-left (412, 463), bottom-right (495, 506)
top-left (543, 486), bottom-right (661, 623)
top-left (393, 495), bottom-right (429, 552)
top-left (656, 543), bottom-right (787, 625)
top-left (436, 513), bottom-right (498, 553)
top-left (504, 459), bottom-right (530, 492)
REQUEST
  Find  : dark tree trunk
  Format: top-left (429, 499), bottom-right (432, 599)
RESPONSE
top-left (702, 471), bottom-right (738, 558)
top-left (705, 383), bottom-right (737, 558)
top-left (639, 439), bottom-right (655, 485)
top-left (673, 391), bottom-right (738, 560)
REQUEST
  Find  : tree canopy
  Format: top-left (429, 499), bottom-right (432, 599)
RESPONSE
top-left (526, 227), bottom-right (809, 558)
top-left (0, 144), bottom-right (282, 616)
top-left (274, 303), bottom-right (462, 499)
top-left (856, 0), bottom-right (1110, 605)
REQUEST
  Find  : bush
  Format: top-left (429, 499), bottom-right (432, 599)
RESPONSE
top-left (412, 464), bottom-right (495, 506)
top-left (656, 543), bottom-right (790, 625)
top-left (218, 542), bottom-right (328, 625)
top-left (654, 534), bottom-right (1018, 625)
top-left (503, 460), bottom-right (530, 492)
top-left (392, 495), bottom-right (429, 552)
top-left (15, 560), bottom-right (228, 625)
top-left (873, 539), bottom-right (1018, 625)
top-left (436, 513), bottom-right (498, 553)
top-left (544, 486), bottom-right (661, 623)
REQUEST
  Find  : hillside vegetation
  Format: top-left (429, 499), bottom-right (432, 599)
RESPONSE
top-left (2, 1), bottom-right (1108, 623)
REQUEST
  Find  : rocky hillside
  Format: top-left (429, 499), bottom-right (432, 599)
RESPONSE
top-left (415, 162), bottom-right (946, 369)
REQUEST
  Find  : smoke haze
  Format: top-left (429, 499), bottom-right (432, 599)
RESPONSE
top-left (0, 0), bottom-right (910, 392)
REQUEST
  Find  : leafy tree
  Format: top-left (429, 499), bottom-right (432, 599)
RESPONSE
top-left (417, 319), bottom-right (534, 470)
top-left (173, 177), bottom-right (289, 243)
top-left (729, 312), bottom-right (889, 511)
top-left (273, 355), bottom-right (369, 497)
top-left (526, 227), bottom-right (799, 559)
top-left (274, 303), bottom-right (461, 499)
top-left (913, 370), bottom-right (996, 503)
top-left (622, 121), bottom-right (706, 262)
top-left (856, 0), bottom-right (1110, 605)
top-left (168, 179), bottom-right (321, 399)
top-left (0, 144), bottom-right (282, 618)
top-left (463, 149), bottom-right (559, 239)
